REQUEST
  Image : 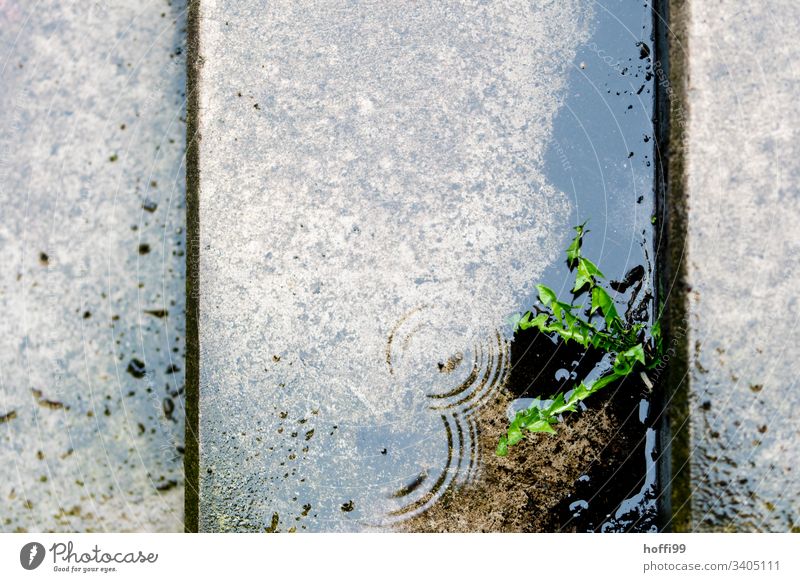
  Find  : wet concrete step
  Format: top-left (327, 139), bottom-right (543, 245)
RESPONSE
top-left (187, 0), bottom-right (660, 532)
top-left (0, 1), bottom-right (188, 531)
top-left (668, 0), bottom-right (800, 531)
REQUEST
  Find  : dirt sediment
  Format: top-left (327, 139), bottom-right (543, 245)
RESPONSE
top-left (402, 388), bottom-right (633, 532)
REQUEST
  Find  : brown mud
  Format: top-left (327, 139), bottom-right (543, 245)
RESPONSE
top-left (400, 322), bottom-right (655, 532)
top-left (401, 384), bottom-right (640, 532)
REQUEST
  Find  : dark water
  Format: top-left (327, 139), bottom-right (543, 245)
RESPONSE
top-left (525, 0), bottom-right (661, 532)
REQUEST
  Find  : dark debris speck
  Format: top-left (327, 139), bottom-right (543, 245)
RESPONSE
top-left (127, 358), bottom-right (147, 379)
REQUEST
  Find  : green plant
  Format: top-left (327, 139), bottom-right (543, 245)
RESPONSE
top-left (496, 223), bottom-right (662, 456)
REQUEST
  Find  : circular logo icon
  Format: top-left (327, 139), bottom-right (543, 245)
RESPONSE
top-left (20, 542), bottom-right (46, 570)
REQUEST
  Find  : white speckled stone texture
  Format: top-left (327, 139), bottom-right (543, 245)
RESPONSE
top-left (685, 0), bottom-right (800, 531)
top-left (0, 1), bottom-right (187, 532)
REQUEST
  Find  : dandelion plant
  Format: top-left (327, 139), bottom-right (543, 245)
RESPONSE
top-left (497, 223), bottom-right (662, 456)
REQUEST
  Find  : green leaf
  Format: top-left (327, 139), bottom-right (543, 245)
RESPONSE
top-left (537, 284), bottom-right (557, 307)
top-left (507, 425), bottom-right (524, 446)
top-left (613, 344), bottom-right (645, 375)
top-left (573, 258), bottom-right (604, 293)
top-left (547, 393), bottom-right (576, 416)
top-left (566, 222), bottom-right (588, 267)
top-left (590, 332), bottom-right (607, 349)
top-left (568, 382), bottom-right (592, 403)
top-left (513, 312), bottom-right (530, 331)
top-left (496, 436), bottom-right (509, 457)
top-left (615, 360), bottom-right (633, 375)
top-left (651, 319), bottom-right (661, 341)
top-left (525, 313), bottom-right (549, 331)
top-left (557, 327), bottom-right (589, 347)
top-left (552, 300), bottom-right (575, 326)
top-left (651, 319), bottom-right (663, 356)
top-left (573, 271), bottom-right (592, 293)
top-left (523, 399), bottom-right (542, 420)
top-left (588, 372), bottom-right (623, 394)
top-left (527, 419), bottom-right (557, 434)
top-left (623, 343), bottom-right (646, 365)
top-left (591, 286), bottom-right (619, 326)
top-left (579, 257), bottom-right (605, 279)
top-left (630, 323), bottom-right (645, 335)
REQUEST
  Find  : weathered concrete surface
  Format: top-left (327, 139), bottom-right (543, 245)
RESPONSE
top-left (0, 1), bottom-right (187, 531)
top-left (681, 0), bottom-right (800, 531)
top-left (194, 0), bottom-right (596, 531)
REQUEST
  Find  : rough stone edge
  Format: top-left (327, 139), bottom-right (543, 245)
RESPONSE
top-left (184, 0), bottom-right (202, 533)
top-left (656, 0), bottom-right (692, 532)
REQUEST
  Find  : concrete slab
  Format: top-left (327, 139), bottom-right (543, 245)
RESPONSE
top-left (682, 0), bottom-right (800, 531)
top-left (192, 0), bottom-right (661, 531)
top-left (0, 1), bottom-right (187, 531)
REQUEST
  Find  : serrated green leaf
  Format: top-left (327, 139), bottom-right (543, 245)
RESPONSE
top-left (527, 419), bottom-right (557, 434)
top-left (566, 222), bottom-right (588, 267)
top-left (547, 393), bottom-right (576, 416)
top-left (529, 313), bottom-right (549, 329)
top-left (588, 372), bottom-right (623, 394)
top-left (591, 286), bottom-right (619, 327)
top-left (507, 426), bottom-right (524, 446)
top-left (573, 257), bottom-right (604, 292)
top-left (537, 284), bottom-right (557, 307)
top-left (568, 382), bottom-right (592, 404)
top-left (547, 393), bottom-right (565, 412)
top-left (514, 311), bottom-right (530, 331)
top-left (561, 328), bottom-right (589, 346)
top-left (623, 343), bottom-right (646, 365)
top-left (579, 257), bottom-right (605, 279)
top-left (519, 313), bottom-right (550, 333)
